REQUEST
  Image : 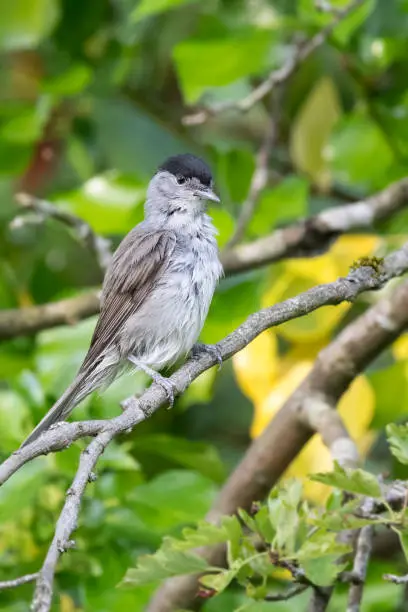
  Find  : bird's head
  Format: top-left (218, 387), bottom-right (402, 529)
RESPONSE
top-left (145, 154), bottom-right (220, 223)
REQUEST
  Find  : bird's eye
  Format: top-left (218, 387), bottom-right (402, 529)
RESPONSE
top-left (176, 175), bottom-right (186, 185)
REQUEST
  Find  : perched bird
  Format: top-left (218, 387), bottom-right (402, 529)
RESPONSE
top-left (21, 154), bottom-right (223, 447)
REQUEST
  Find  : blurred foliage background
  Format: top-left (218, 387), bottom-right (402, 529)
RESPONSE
top-left (1, 0), bottom-right (408, 610)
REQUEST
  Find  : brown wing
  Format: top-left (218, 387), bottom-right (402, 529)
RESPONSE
top-left (80, 228), bottom-right (176, 371)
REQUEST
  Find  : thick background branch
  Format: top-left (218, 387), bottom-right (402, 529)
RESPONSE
top-left (1, 177), bottom-right (407, 340)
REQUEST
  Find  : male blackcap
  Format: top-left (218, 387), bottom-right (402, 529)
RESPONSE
top-left (21, 154), bottom-right (223, 447)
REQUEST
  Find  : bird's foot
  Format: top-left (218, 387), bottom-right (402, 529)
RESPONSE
top-left (128, 356), bottom-right (177, 408)
top-left (149, 371), bottom-right (177, 408)
top-left (191, 343), bottom-right (223, 370)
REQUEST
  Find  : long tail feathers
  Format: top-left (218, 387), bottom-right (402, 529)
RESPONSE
top-left (20, 372), bottom-right (88, 448)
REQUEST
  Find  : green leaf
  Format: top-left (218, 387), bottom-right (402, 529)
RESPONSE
top-left (310, 462), bottom-right (382, 498)
top-left (370, 363), bottom-right (408, 428)
top-left (210, 208), bottom-right (235, 249)
top-left (121, 547), bottom-right (209, 587)
top-left (132, 0), bottom-right (197, 22)
top-left (129, 470), bottom-right (217, 531)
top-left (0, 458), bottom-right (51, 521)
top-left (98, 443), bottom-right (141, 472)
top-left (54, 173), bottom-right (145, 235)
top-left (169, 516), bottom-right (241, 551)
top-left (249, 176), bottom-right (309, 237)
top-left (298, 530), bottom-right (353, 559)
top-left (35, 317), bottom-right (96, 396)
top-left (268, 480), bottom-right (303, 555)
top-left (299, 0), bottom-right (375, 45)
top-left (311, 512), bottom-right (380, 532)
top-left (302, 555), bottom-right (347, 587)
top-left (0, 0), bottom-right (60, 51)
top-left (173, 33), bottom-right (271, 104)
top-left (200, 554), bottom-right (268, 594)
top-left (42, 64), bottom-right (92, 96)
top-left (0, 390), bottom-right (30, 451)
top-left (202, 273), bottom-right (262, 344)
top-left (290, 78), bottom-right (341, 190)
top-left (328, 111), bottom-right (394, 191)
top-left (200, 565), bottom-right (240, 593)
top-left (93, 98), bottom-right (188, 177)
top-left (0, 107), bottom-right (47, 144)
top-left (386, 423), bottom-right (408, 465)
top-left (134, 434), bottom-right (225, 483)
top-left (333, 0), bottom-right (375, 45)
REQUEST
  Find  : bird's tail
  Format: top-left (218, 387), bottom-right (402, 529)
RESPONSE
top-left (20, 371), bottom-right (90, 448)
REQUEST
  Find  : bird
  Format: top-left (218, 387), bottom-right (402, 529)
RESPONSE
top-left (21, 153), bottom-right (223, 447)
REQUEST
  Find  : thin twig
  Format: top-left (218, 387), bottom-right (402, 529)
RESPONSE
top-left (31, 430), bottom-right (115, 612)
top-left (0, 573), bottom-right (39, 590)
top-left (13, 193), bottom-right (112, 271)
top-left (183, 0), bottom-right (365, 126)
top-left (226, 90), bottom-right (282, 247)
top-left (347, 498), bottom-right (375, 612)
top-left (383, 574), bottom-right (408, 585)
top-left (2, 176), bottom-right (408, 341)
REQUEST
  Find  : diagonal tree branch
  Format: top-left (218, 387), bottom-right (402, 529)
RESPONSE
top-left (225, 89), bottom-right (282, 248)
top-left (1, 176), bottom-right (407, 341)
top-left (0, 573), bottom-right (39, 591)
top-left (1, 240), bottom-right (407, 488)
top-left (183, 0), bottom-right (365, 126)
top-left (147, 275), bottom-right (408, 612)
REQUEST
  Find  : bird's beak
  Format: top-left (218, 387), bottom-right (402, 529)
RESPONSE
top-left (195, 188), bottom-right (220, 204)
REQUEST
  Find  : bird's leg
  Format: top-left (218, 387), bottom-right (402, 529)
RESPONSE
top-left (128, 356), bottom-right (176, 408)
top-left (191, 343), bottom-right (223, 370)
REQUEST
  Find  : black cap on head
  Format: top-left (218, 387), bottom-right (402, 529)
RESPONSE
top-left (158, 154), bottom-right (213, 187)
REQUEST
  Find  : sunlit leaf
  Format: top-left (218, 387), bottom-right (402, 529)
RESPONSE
top-left (393, 334), bottom-right (408, 360)
top-left (0, 0), bottom-right (60, 51)
top-left (310, 463), bottom-right (382, 498)
top-left (169, 516), bottom-right (241, 551)
top-left (121, 548), bottom-right (209, 587)
top-left (290, 78), bottom-right (341, 191)
top-left (173, 33), bottom-right (271, 104)
top-left (232, 330), bottom-right (278, 406)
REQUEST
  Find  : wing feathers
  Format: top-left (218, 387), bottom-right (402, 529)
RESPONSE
top-left (81, 229), bottom-right (176, 370)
